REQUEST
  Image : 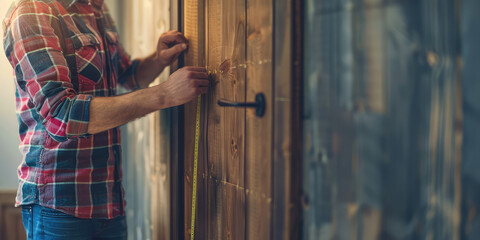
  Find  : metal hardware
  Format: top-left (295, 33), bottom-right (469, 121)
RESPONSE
top-left (217, 93), bottom-right (266, 117)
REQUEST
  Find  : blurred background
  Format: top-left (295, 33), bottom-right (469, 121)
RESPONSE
top-left (302, 1), bottom-right (468, 239)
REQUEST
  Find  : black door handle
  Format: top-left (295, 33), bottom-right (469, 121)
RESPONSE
top-left (217, 93), bottom-right (266, 117)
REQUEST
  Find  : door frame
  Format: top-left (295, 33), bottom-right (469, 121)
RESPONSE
top-left (170, 0), bottom-right (185, 239)
top-left (272, 0), bottom-right (304, 239)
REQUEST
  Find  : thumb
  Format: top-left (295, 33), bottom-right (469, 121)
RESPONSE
top-left (161, 43), bottom-right (187, 60)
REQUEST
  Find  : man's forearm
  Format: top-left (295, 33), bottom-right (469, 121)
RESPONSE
top-left (135, 53), bottom-right (165, 89)
top-left (87, 66), bottom-right (209, 135)
top-left (87, 85), bottom-right (166, 135)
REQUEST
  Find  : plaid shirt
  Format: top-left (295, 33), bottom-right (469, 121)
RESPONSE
top-left (3, 0), bottom-right (139, 219)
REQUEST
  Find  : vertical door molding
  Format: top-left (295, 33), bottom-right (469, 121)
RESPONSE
top-left (183, 0), bottom-right (207, 239)
top-left (273, 0), bottom-right (304, 239)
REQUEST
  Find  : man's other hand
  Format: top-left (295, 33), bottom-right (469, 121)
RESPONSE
top-left (160, 66), bottom-right (209, 108)
top-left (156, 30), bottom-right (188, 67)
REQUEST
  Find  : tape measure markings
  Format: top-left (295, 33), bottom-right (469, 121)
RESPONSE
top-left (190, 95), bottom-right (201, 240)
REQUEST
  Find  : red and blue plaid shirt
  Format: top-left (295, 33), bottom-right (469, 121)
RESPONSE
top-left (3, 0), bottom-right (139, 219)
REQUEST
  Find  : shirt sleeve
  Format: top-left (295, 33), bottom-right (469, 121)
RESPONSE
top-left (3, 2), bottom-right (92, 142)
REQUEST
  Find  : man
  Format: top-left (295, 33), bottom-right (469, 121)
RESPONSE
top-left (3, 0), bottom-right (208, 239)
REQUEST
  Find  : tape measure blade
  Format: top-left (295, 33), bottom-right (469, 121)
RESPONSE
top-left (190, 95), bottom-right (202, 240)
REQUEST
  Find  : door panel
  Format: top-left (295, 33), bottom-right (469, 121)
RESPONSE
top-left (183, 0), bottom-right (273, 239)
top-left (205, 0), bottom-right (246, 239)
top-left (245, 0), bottom-right (273, 239)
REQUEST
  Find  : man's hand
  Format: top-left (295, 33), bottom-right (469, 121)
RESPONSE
top-left (156, 30), bottom-right (188, 68)
top-left (160, 66), bottom-right (209, 108)
top-left (136, 30), bottom-right (188, 89)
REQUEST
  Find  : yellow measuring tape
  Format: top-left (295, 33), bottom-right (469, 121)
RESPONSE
top-left (190, 94), bottom-right (201, 240)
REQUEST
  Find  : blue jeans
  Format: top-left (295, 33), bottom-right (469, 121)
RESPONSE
top-left (21, 205), bottom-right (127, 240)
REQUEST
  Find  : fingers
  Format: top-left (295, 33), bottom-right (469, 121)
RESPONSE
top-left (175, 66), bottom-right (210, 95)
top-left (167, 30), bottom-right (183, 35)
top-left (161, 43), bottom-right (188, 60)
top-left (162, 34), bottom-right (187, 45)
top-left (188, 71), bottom-right (209, 79)
top-left (161, 31), bottom-right (187, 45)
top-left (198, 87), bottom-right (208, 94)
top-left (184, 67), bottom-right (208, 82)
top-left (183, 66), bottom-right (206, 72)
top-left (158, 31), bottom-right (188, 65)
top-left (194, 86), bottom-right (208, 95)
top-left (190, 81), bottom-right (209, 96)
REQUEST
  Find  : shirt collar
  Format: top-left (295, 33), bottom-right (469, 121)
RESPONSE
top-left (57, 0), bottom-right (104, 9)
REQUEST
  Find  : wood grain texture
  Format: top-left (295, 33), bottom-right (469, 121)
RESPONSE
top-left (183, 0), bottom-right (284, 239)
top-left (205, 0), bottom-right (247, 239)
top-left (245, 0), bottom-right (274, 239)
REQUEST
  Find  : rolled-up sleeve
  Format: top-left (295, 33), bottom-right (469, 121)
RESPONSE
top-left (4, 2), bottom-right (92, 142)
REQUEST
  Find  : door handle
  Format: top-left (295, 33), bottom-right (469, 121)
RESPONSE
top-left (217, 93), bottom-right (266, 117)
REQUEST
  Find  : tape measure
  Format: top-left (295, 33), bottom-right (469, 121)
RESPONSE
top-left (190, 95), bottom-right (201, 240)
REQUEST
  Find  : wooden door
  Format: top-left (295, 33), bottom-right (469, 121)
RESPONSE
top-left (183, 0), bottom-right (274, 239)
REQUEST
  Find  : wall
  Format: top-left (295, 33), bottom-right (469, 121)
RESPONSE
top-left (302, 0), bottom-right (467, 239)
top-left (0, 1), bottom-right (23, 190)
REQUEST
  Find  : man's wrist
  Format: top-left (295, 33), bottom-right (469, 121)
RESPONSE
top-left (150, 53), bottom-right (167, 74)
top-left (146, 84), bottom-right (169, 110)
top-left (135, 53), bottom-right (166, 88)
